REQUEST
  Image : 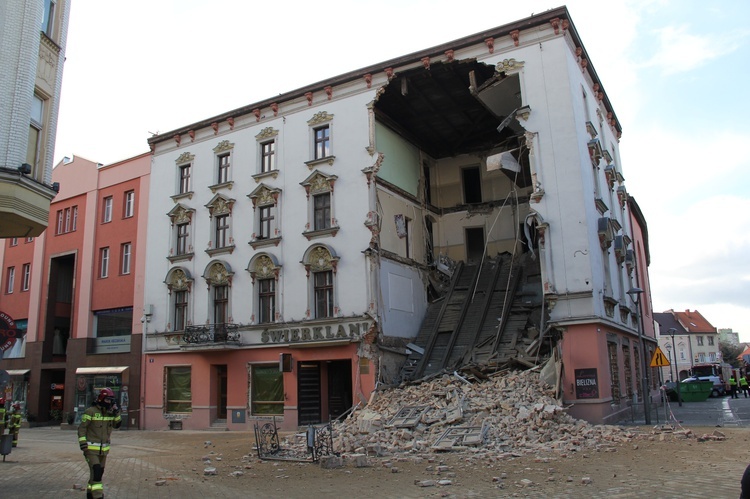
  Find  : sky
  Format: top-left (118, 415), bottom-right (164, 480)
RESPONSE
top-left (53, 0), bottom-right (750, 341)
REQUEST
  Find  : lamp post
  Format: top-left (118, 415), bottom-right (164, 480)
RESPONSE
top-left (627, 287), bottom-right (651, 424)
top-left (668, 327), bottom-right (681, 406)
top-left (665, 342), bottom-right (673, 380)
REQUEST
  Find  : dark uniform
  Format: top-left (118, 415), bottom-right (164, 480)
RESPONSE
top-left (78, 388), bottom-right (121, 499)
top-left (0, 397), bottom-right (6, 432)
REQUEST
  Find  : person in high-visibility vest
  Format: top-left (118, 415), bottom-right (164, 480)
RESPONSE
top-left (78, 388), bottom-right (121, 499)
top-left (740, 375), bottom-right (749, 398)
top-left (0, 397), bottom-right (6, 433)
top-left (8, 402), bottom-right (22, 447)
top-left (729, 375), bottom-right (739, 399)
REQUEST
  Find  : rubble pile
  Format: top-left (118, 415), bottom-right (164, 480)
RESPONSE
top-left (286, 369), bottom-right (638, 458)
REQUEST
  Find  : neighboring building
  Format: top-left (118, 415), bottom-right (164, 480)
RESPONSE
top-left (0, 0), bottom-right (70, 238)
top-left (718, 328), bottom-right (740, 346)
top-left (655, 310), bottom-right (720, 382)
top-left (0, 154), bottom-right (150, 427)
top-left (142, 6), bottom-right (655, 430)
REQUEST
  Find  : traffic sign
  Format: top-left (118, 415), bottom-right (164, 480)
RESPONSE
top-left (650, 346), bottom-right (670, 367)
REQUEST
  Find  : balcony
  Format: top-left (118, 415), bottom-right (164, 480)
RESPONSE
top-left (0, 167), bottom-right (57, 237)
top-left (181, 323), bottom-right (241, 350)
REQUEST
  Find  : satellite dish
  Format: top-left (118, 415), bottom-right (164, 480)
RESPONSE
top-left (0, 370), bottom-right (9, 392)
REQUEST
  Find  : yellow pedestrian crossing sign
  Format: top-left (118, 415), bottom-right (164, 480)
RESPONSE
top-left (650, 346), bottom-right (670, 367)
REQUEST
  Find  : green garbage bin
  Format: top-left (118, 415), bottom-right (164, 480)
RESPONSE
top-left (678, 380), bottom-right (713, 402)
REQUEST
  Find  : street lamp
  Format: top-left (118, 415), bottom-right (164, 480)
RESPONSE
top-left (667, 327), bottom-right (682, 406)
top-left (665, 342), bottom-right (673, 380)
top-left (627, 287), bottom-right (651, 424)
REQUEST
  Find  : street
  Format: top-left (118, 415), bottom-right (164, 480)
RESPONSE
top-left (1, 395), bottom-right (749, 498)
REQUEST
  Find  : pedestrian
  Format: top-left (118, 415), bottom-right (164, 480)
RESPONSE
top-left (740, 375), bottom-right (749, 398)
top-left (78, 388), bottom-right (121, 499)
top-left (741, 463), bottom-right (750, 499)
top-left (729, 375), bottom-right (739, 399)
top-left (0, 397), bottom-right (6, 432)
top-left (8, 402), bottom-right (22, 446)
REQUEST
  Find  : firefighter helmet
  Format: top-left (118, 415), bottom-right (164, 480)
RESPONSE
top-left (96, 388), bottom-right (115, 407)
top-left (0, 397), bottom-right (5, 405)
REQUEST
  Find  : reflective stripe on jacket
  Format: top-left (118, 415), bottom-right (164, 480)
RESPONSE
top-left (77, 405), bottom-right (121, 455)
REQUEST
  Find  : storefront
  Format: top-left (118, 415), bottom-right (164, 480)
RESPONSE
top-left (3, 369), bottom-right (29, 418)
top-left (74, 366), bottom-right (130, 427)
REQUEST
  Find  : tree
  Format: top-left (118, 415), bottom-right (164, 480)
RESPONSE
top-left (720, 341), bottom-right (744, 368)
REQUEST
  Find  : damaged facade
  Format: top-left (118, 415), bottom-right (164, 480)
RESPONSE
top-left (142, 6), bottom-right (655, 429)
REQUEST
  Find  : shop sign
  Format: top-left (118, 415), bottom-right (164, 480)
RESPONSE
top-left (261, 320), bottom-right (372, 345)
top-left (0, 310), bottom-right (22, 353)
top-left (574, 368), bottom-right (599, 399)
top-left (93, 335), bottom-right (132, 354)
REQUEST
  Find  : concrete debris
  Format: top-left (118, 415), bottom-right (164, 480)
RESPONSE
top-left (203, 467), bottom-right (217, 475)
top-left (155, 480), bottom-right (167, 486)
top-left (310, 369), bottom-right (639, 457)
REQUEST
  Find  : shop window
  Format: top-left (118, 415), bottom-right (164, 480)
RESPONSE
top-left (251, 364), bottom-right (284, 415)
top-left (166, 366), bottom-right (192, 413)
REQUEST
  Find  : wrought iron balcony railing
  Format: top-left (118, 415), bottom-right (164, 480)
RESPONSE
top-left (182, 323), bottom-right (240, 345)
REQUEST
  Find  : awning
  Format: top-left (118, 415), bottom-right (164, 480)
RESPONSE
top-left (75, 366), bottom-right (129, 374)
top-left (4, 369), bottom-right (30, 376)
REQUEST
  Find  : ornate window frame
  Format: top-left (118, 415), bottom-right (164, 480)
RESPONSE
top-left (247, 253), bottom-right (282, 324)
top-left (203, 260), bottom-right (234, 324)
top-left (165, 267), bottom-right (194, 331)
top-left (172, 152), bottom-right (195, 201)
top-left (300, 170), bottom-right (338, 240)
top-left (302, 244), bottom-right (340, 319)
top-left (205, 193), bottom-right (236, 256)
top-left (248, 183), bottom-right (282, 249)
top-left (210, 140), bottom-right (235, 192)
top-left (304, 112), bottom-right (335, 169)
top-left (167, 204), bottom-right (195, 263)
top-left (252, 127), bottom-right (280, 182)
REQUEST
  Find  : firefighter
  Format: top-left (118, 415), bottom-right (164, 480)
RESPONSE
top-left (78, 388), bottom-right (121, 499)
top-left (8, 402), bottom-right (22, 447)
top-left (0, 397), bottom-right (6, 432)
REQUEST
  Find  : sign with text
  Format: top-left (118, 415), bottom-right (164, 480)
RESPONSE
top-left (0, 311), bottom-right (22, 353)
top-left (574, 368), bottom-right (599, 399)
top-left (93, 335), bottom-right (132, 354)
top-left (260, 320), bottom-right (373, 346)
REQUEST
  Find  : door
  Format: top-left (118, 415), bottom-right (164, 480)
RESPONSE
top-left (465, 227), bottom-right (485, 264)
top-left (297, 362), bottom-right (321, 425)
top-left (216, 365), bottom-right (227, 420)
top-left (327, 360), bottom-right (352, 420)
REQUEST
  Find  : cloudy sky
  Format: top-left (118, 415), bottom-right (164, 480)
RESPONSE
top-left (53, 0), bottom-right (750, 341)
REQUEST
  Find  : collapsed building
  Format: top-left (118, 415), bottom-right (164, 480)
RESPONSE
top-left (141, 6), bottom-right (656, 431)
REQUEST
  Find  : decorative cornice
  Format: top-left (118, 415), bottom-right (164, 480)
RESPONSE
top-left (213, 140), bottom-right (234, 153)
top-left (307, 111), bottom-right (334, 126)
top-left (175, 152), bottom-right (194, 164)
top-left (255, 127), bottom-right (279, 140)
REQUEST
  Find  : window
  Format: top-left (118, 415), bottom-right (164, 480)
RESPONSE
top-left (698, 353), bottom-right (706, 363)
top-left (10, 238), bottom-right (17, 246)
top-left (174, 290), bottom-right (188, 331)
top-left (71, 206), bottom-right (78, 231)
top-left (314, 125), bottom-right (330, 159)
top-left (64, 206), bottom-right (71, 232)
top-left (259, 206), bottom-right (274, 240)
top-left (176, 223), bottom-right (189, 255)
top-left (251, 364), bottom-right (284, 415)
top-left (102, 196), bottom-right (113, 223)
top-left (314, 270), bottom-right (334, 318)
top-left (213, 285), bottom-right (229, 324)
top-left (462, 166), bottom-right (482, 204)
top-left (217, 153), bottom-right (230, 184)
top-left (121, 243), bottom-right (132, 275)
top-left (166, 366), bottom-right (192, 413)
top-left (27, 95), bottom-right (44, 178)
top-left (99, 247), bottom-right (110, 278)
top-left (94, 308), bottom-right (133, 337)
top-left (313, 193), bottom-right (331, 230)
top-left (42, 0), bottom-right (56, 37)
top-left (25, 237), bottom-right (33, 243)
top-left (5, 267), bottom-right (15, 294)
top-left (56, 210), bottom-right (63, 234)
top-left (258, 278), bottom-right (275, 323)
top-left (708, 336), bottom-right (715, 346)
top-left (261, 140), bottom-right (275, 173)
top-left (215, 214), bottom-right (230, 249)
top-left (124, 191), bottom-right (135, 218)
top-left (696, 336), bottom-right (704, 346)
top-left (179, 163), bottom-right (191, 194)
top-left (21, 264), bottom-right (30, 291)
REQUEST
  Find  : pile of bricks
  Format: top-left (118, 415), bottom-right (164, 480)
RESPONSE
top-left (317, 369), bottom-right (637, 457)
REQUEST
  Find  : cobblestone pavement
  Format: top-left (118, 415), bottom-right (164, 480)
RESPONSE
top-left (1, 396), bottom-right (749, 499)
